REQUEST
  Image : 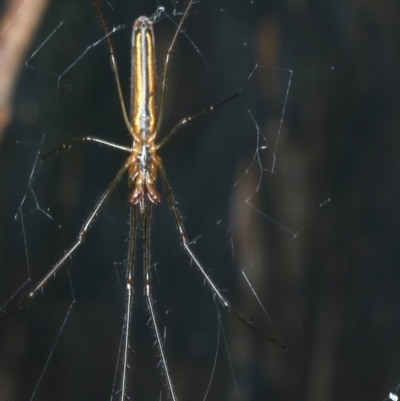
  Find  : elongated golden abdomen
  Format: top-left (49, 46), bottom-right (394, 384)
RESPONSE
top-left (131, 17), bottom-right (156, 139)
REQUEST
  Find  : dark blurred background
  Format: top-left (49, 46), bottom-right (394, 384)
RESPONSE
top-left (1, 0), bottom-right (400, 400)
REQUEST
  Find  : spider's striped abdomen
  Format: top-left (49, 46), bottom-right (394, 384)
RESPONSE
top-left (131, 16), bottom-right (156, 140)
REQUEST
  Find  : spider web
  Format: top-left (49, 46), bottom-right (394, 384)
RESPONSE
top-left (2, 1), bottom-right (293, 400)
top-left (3, 1), bottom-right (398, 401)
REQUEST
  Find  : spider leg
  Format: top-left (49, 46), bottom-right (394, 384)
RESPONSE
top-left (156, 0), bottom-right (195, 132)
top-left (159, 164), bottom-right (285, 349)
top-left (42, 136), bottom-right (132, 160)
top-left (156, 92), bottom-right (240, 149)
top-left (143, 199), bottom-right (179, 401)
top-left (0, 161), bottom-right (128, 321)
top-left (93, 0), bottom-right (132, 136)
top-left (120, 204), bottom-right (136, 401)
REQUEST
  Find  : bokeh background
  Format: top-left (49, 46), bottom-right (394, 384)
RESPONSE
top-left (1, 0), bottom-right (400, 400)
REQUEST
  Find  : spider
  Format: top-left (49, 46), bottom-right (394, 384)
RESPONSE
top-left (1, 0), bottom-right (284, 399)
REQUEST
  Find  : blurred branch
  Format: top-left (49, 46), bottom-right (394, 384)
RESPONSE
top-left (0, 0), bottom-right (49, 144)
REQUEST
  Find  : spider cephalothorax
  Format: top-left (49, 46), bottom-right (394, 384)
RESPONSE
top-left (127, 138), bottom-right (161, 205)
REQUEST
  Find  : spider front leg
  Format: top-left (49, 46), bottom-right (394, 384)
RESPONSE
top-left (159, 164), bottom-right (285, 349)
top-left (142, 199), bottom-right (179, 401)
top-left (120, 204), bottom-right (136, 401)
